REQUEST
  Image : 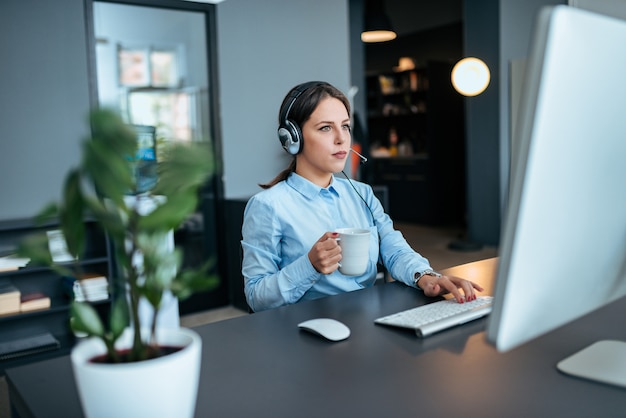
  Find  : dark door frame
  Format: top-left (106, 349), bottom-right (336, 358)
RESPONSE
top-left (84, 0), bottom-right (229, 313)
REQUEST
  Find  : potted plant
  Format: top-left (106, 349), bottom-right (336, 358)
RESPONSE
top-left (18, 109), bottom-right (218, 417)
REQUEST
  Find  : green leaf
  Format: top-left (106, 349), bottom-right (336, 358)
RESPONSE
top-left (89, 109), bottom-right (137, 157)
top-left (138, 235), bottom-right (180, 285)
top-left (59, 169), bottom-right (86, 258)
top-left (153, 250), bottom-right (180, 287)
top-left (16, 233), bottom-right (53, 267)
top-left (17, 233), bottom-right (71, 276)
top-left (154, 143), bottom-right (213, 196)
top-left (141, 283), bottom-right (163, 310)
top-left (171, 259), bottom-right (219, 300)
top-left (138, 190), bottom-right (198, 231)
top-left (111, 245), bottom-right (132, 282)
top-left (70, 301), bottom-right (105, 337)
top-left (109, 295), bottom-right (130, 340)
top-left (33, 203), bottom-right (59, 225)
top-left (86, 109), bottom-right (138, 197)
top-left (82, 195), bottom-right (127, 239)
top-left (83, 139), bottom-right (133, 205)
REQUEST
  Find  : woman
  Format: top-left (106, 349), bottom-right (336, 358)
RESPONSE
top-left (242, 81), bottom-right (482, 312)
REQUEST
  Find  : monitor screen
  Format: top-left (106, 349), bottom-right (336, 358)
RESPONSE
top-left (486, 5), bottom-right (626, 385)
top-left (131, 124), bottom-right (158, 194)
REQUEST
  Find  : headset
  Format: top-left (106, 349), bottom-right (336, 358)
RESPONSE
top-left (277, 81), bottom-right (324, 155)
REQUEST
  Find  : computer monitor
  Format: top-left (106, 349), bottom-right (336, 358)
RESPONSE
top-left (130, 124), bottom-right (158, 194)
top-left (486, 5), bottom-right (626, 387)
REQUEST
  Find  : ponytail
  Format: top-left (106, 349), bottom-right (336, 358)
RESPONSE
top-left (259, 159), bottom-right (296, 189)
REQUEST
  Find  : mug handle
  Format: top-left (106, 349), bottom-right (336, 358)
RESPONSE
top-left (334, 236), bottom-right (341, 267)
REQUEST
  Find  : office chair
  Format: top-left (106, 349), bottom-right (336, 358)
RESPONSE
top-left (239, 243), bottom-right (255, 313)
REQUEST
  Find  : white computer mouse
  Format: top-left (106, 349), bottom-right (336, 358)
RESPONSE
top-left (297, 318), bottom-right (351, 341)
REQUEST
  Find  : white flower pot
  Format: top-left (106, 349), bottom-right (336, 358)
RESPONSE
top-left (71, 327), bottom-right (202, 418)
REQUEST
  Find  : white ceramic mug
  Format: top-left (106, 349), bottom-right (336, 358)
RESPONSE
top-left (335, 228), bottom-right (370, 276)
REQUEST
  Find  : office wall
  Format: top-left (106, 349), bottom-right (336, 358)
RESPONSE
top-left (349, 0), bottom-right (368, 146)
top-left (463, 0), bottom-right (499, 246)
top-left (570, 0), bottom-right (626, 19)
top-left (0, 0), bottom-right (351, 218)
top-left (2, 0), bottom-right (574, 249)
top-left (499, 0), bottom-right (566, 211)
top-left (0, 0), bottom-right (91, 221)
top-left (463, 0), bottom-right (565, 246)
top-left (215, 0), bottom-right (351, 200)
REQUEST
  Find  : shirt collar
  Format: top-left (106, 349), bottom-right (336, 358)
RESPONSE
top-left (286, 172), bottom-right (341, 199)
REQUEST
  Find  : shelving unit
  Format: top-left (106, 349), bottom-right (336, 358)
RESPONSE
top-left (0, 218), bottom-right (112, 374)
top-left (364, 61), bottom-right (466, 226)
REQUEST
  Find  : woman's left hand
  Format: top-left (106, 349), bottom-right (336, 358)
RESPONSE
top-left (417, 274), bottom-right (484, 303)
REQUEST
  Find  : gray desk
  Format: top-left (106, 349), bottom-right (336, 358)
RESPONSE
top-left (6, 259), bottom-right (626, 417)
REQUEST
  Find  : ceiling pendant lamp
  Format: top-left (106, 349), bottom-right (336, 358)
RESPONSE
top-left (362, 0), bottom-right (397, 43)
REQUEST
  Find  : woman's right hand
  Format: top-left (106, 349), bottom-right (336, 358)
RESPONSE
top-left (308, 232), bottom-right (342, 274)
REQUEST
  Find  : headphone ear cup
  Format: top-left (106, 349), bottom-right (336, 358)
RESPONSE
top-left (278, 120), bottom-right (302, 155)
top-left (277, 81), bottom-right (322, 155)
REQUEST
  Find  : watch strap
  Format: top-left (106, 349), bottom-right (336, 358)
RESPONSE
top-left (414, 269), bottom-right (442, 288)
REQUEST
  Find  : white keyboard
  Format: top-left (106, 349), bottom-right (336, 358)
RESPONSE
top-left (374, 296), bottom-right (493, 337)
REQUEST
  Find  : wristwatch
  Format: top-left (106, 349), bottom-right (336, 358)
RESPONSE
top-left (414, 269), bottom-right (442, 289)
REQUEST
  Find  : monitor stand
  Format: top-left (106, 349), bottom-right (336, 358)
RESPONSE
top-left (557, 340), bottom-right (626, 388)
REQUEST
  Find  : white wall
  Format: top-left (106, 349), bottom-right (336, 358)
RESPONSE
top-left (0, 0), bottom-right (91, 221)
top-left (215, 0), bottom-right (351, 199)
top-left (569, 0), bottom-right (626, 20)
top-left (499, 0), bottom-right (565, 208)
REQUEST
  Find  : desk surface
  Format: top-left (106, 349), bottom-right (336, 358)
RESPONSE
top-left (7, 258), bottom-right (626, 417)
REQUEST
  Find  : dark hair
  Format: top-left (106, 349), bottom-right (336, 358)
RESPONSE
top-left (259, 81), bottom-right (351, 189)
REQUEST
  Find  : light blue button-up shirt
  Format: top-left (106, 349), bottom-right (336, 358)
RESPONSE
top-left (242, 172), bottom-right (432, 312)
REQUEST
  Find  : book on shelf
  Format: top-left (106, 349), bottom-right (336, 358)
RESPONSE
top-left (0, 254), bottom-right (30, 272)
top-left (62, 273), bottom-right (109, 302)
top-left (20, 291), bottom-right (51, 312)
top-left (46, 229), bottom-right (76, 263)
top-left (0, 279), bottom-right (21, 315)
top-left (77, 272), bottom-right (108, 283)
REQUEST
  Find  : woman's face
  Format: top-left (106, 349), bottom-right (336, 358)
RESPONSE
top-left (296, 97), bottom-right (351, 187)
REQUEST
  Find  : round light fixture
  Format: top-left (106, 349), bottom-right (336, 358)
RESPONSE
top-left (451, 57), bottom-right (490, 96)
